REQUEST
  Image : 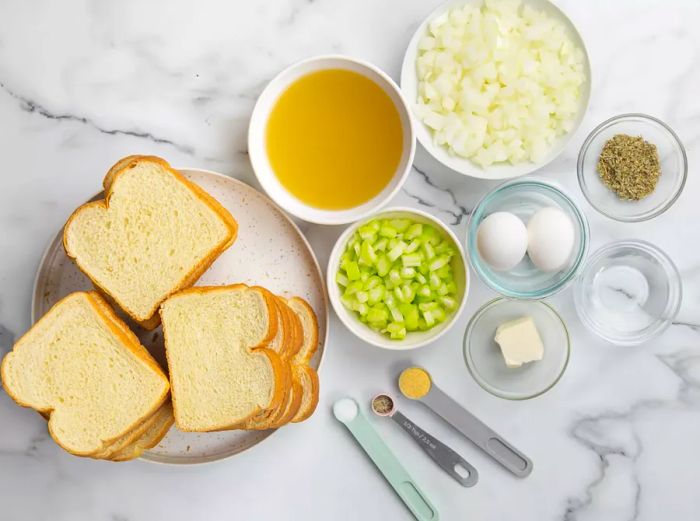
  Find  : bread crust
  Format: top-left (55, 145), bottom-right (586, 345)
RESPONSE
top-left (288, 296), bottom-right (319, 365)
top-left (63, 155), bottom-right (238, 329)
top-left (291, 366), bottom-right (319, 423)
top-left (1, 291), bottom-right (170, 457)
top-left (108, 401), bottom-right (175, 461)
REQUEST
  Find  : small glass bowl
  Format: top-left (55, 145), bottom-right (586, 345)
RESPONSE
top-left (577, 114), bottom-right (687, 222)
top-left (467, 178), bottom-right (589, 299)
top-left (463, 298), bottom-right (570, 400)
top-left (574, 240), bottom-right (682, 346)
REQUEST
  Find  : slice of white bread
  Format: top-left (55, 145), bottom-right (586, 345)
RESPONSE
top-left (287, 298), bottom-right (319, 423)
top-left (242, 294), bottom-right (303, 429)
top-left (109, 401), bottom-right (174, 461)
top-left (63, 155), bottom-right (238, 329)
top-left (0, 291), bottom-right (170, 456)
top-left (160, 285), bottom-right (289, 432)
top-left (288, 297), bottom-right (319, 366)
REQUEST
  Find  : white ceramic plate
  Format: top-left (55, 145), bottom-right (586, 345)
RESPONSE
top-left (400, 0), bottom-right (591, 180)
top-left (32, 169), bottom-right (328, 464)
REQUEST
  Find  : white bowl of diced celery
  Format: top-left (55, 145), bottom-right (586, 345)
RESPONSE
top-left (328, 207), bottom-right (468, 350)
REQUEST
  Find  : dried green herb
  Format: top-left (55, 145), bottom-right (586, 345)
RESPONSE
top-left (596, 134), bottom-right (661, 200)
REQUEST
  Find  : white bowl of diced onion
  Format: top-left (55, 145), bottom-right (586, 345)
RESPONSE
top-left (327, 207), bottom-right (469, 350)
top-left (401, 0), bottom-right (591, 179)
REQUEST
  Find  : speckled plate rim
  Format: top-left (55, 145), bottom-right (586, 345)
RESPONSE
top-left (30, 168), bottom-right (329, 466)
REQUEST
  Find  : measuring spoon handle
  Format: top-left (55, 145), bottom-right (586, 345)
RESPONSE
top-left (424, 387), bottom-right (533, 478)
top-left (392, 411), bottom-right (478, 487)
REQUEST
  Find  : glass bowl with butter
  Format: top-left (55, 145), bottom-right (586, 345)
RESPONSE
top-left (463, 298), bottom-right (570, 400)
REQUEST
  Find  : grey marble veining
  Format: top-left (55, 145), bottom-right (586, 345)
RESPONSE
top-left (0, 0), bottom-right (699, 520)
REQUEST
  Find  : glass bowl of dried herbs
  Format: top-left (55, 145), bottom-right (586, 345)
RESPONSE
top-left (577, 113), bottom-right (687, 222)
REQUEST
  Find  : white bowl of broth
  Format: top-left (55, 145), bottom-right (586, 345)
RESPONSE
top-left (248, 55), bottom-right (416, 224)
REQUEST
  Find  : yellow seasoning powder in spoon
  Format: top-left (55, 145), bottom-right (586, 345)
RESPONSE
top-left (399, 368), bottom-right (432, 399)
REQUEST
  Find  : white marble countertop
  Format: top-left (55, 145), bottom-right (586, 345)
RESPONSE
top-left (1, 0), bottom-right (699, 519)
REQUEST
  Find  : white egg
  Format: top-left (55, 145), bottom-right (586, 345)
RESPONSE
top-left (527, 207), bottom-right (575, 272)
top-left (476, 212), bottom-right (528, 271)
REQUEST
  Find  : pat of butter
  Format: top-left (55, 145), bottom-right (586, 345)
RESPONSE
top-left (494, 316), bottom-right (544, 368)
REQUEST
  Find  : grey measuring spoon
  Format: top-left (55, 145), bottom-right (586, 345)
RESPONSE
top-left (371, 394), bottom-right (478, 487)
top-left (398, 367), bottom-right (533, 478)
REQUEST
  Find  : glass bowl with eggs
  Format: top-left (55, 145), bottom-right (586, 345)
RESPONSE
top-left (327, 207), bottom-right (469, 350)
top-left (467, 178), bottom-right (589, 299)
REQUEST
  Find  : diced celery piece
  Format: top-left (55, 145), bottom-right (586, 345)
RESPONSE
top-left (400, 267), bottom-right (416, 279)
top-left (445, 280), bottom-right (457, 294)
top-left (360, 240), bottom-right (377, 265)
top-left (358, 225), bottom-right (377, 242)
top-left (353, 242), bottom-right (361, 257)
top-left (389, 219), bottom-right (411, 232)
top-left (401, 304), bottom-right (420, 331)
top-left (376, 254), bottom-right (391, 277)
top-left (374, 237), bottom-right (388, 251)
top-left (356, 291), bottom-right (369, 303)
top-left (416, 273), bottom-right (427, 285)
top-left (354, 302), bottom-right (369, 316)
top-left (402, 253), bottom-right (422, 267)
top-left (435, 240), bottom-right (452, 254)
top-left (389, 269), bottom-right (402, 286)
top-left (379, 225), bottom-right (398, 239)
top-left (386, 322), bottom-right (407, 339)
top-left (417, 318), bottom-right (430, 331)
top-left (419, 301), bottom-right (439, 312)
top-left (423, 310), bottom-right (435, 327)
top-left (418, 285), bottom-right (432, 298)
top-left (394, 286), bottom-right (405, 303)
top-left (336, 273), bottom-right (349, 287)
top-left (387, 241), bottom-right (406, 262)
top-left (429, 256), bottom-right (450, 271)
top-left (440, 296), bottom-right (457, 310)
top-left (422, 241), bottom-right (436, 260)
top-left (346, 261), bottom-right (361, 281)
top-left (437, 283), bottom-right (449, 296)
top-left (433, 307), bottom-right (446, 323)
top-left (384, 293), bottom-right (396, 307)
top-left (368, 286), bottom-right (385, 305)
top-left (421, 225), bottom-right (440, 245)
top-left (429, 272), bottom-right (441, 289)
top-left (367, 306), bottom-right (388, 325)
top-left (341, 294), bottom-right (354, 309)
top-left (436, 265), bottom-right (451, 279)
top-left (360, 272), bottom-right (369, 282)
top-left (405, 223), bottom-right (423, 240)
top-left (401, 284), bottom-right (416, 303)
top-left (405, 240), bottom-right (420, 254)
top-left (388, 305), bottom-right (404, 323)
top-left (366, 276), bottom-right (382, 289)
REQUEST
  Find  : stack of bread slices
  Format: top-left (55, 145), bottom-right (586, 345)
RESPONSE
top-left (0, 155), bottom-right (320, 461)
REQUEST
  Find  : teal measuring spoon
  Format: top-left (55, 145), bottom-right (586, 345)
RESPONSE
top-left (333, 397), bottom-right (438, 521)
